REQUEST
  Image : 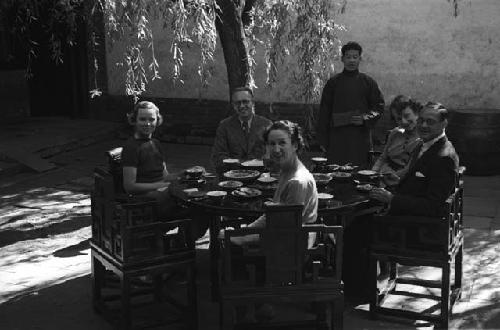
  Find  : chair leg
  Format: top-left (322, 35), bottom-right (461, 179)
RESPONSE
top-left (332, 297), bottom-right (344, 330)
top-left (455, 243), bottom-right (463, 291)
top-left (220, 301), bottom-right (234, 330)
top-left (120, 274), bottom-right (131, 330)
top-left (441, 264), bottom-right (451, 329)
top-left (187, 265), bottom-right (199, 330)
top-left (91, 254), bottom-right (104, 310)
top-left (369, 255), bottom-right (378, 318)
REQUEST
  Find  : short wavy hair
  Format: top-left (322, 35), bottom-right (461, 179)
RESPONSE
top-left (263, 120), bottom-right (305, 154)
top-left (127, 101), bottom-right (163, 126)
top-left (389, 95), bottom-right (422, 121)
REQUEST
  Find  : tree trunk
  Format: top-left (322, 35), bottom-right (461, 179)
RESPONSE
top-left (215, 0), bottom-right (250, 99)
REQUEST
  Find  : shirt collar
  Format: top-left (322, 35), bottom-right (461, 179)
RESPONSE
top-left (419, 131), bottom-right (445, 157)
top-left (239, 117), bottom-right (253, 129)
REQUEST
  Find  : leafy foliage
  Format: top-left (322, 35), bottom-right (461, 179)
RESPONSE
top-left (0, 0), bottom-right (460, 101)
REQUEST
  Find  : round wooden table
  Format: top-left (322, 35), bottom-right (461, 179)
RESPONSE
top-left (170, 174), bottom-right (384, 300)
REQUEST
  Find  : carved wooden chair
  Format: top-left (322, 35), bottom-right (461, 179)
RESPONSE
top-left (91, 148), bottom-right (198, 329)
top-left (219, 204), bottom-right (344, 329)
top-left (369, 180), bottom-right (464, 328)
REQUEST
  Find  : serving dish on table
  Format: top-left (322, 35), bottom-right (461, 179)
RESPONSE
top-left (231, 187), bottom-right (262, 199)
top-left (218, 180), bottom-right (244, 190)
top-left (223, 169), bottom-right (260, 183)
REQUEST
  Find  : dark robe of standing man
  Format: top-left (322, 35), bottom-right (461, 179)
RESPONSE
top-left (317, 69), bottom-right (385, 167)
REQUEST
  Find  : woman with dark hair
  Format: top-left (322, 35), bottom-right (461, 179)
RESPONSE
top-left (228, 120), bottom-right (318, 245)
top-left (372, 96), bottom-right (423, 186)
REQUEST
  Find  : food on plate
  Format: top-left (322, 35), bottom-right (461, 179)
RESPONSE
top-left (338, 164), bottom-right (356, 171)
top-left (218, 180), bottom-right (243, 189)
top-left (223, 169), bottom-right (260, 181)
top-left (356, 183), bottom-right (374, 192)
top-left (231, 187), bottom-right (262, 198)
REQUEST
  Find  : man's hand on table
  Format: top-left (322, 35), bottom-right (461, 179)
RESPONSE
top-left (369, 187), bottom-right (394, 204)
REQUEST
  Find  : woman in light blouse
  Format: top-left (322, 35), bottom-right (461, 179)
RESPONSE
top-left (372, 96), bottom-right (423, 186)
top-left (227, 120), bottom-right (318, 246)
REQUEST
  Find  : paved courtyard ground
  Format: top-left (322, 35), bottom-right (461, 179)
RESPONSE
top-left (1, 118), bottom-right (500, 329)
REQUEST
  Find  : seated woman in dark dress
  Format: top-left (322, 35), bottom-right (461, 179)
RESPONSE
top-left (372, 96), bottom-right (422, 186)
top-left (121, 101), bottom-right (208, 236)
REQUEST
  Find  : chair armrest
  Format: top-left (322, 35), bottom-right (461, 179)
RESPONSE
top-left (373, 214), bottom-right (446, 225)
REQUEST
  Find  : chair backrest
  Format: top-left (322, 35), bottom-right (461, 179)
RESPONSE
top-left (106, 147), bottom-right (125, 194)
top-left (371, 188), bottom-right (463, 258)
top-left (261, 204), bottom-right (306, 285)
top-left (223, 204), bottom-right (343, 287)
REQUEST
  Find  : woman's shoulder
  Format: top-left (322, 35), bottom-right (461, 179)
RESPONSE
top-left (288, 167), bottom-right (315, 187)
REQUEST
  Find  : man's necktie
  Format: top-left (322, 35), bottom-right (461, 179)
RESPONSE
top-left (242, 121), bottom-right (249, 137)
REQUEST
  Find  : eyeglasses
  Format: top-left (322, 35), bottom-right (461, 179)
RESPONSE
top-left (233, 99), bottom-right (252, 106)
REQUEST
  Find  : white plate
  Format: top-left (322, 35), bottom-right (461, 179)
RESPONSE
top-left (222, 158), bottom-right (240, 164)
top-left (206, 190), bottom-right (227, 197)
top-left (357, 170), bottom-right (378, 176)
top-left (241, 159), bottom-right (264, 167)
top-left (257, 176), bottom-right (278, 184)
top-left (311, 157), bottom-right (327, 163)
top-left (318, 193), bottom-right (334, 200)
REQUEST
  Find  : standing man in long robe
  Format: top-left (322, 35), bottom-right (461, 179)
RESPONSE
top-left (316, 41), bottom-right (385, 167)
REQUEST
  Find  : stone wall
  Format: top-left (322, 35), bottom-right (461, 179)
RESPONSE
top-left (105, 0), bottom-right (500, 109)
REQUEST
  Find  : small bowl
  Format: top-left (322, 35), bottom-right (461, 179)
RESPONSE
top-left (185, 166), bottom-right (205, 179)
top-left (313, 173), bottom-right (332, 186)
top-left (318, 192), bottom-right (334, 206)
top-left (206, 190), bottom-right (227, 202)
top-left (330, 171), bottom-right (352, 183)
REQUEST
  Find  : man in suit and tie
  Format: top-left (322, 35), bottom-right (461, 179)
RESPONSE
top-left (370, 102), bottom-right (459, 217)
top-left (211, 87), bottom-right (272, 172)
